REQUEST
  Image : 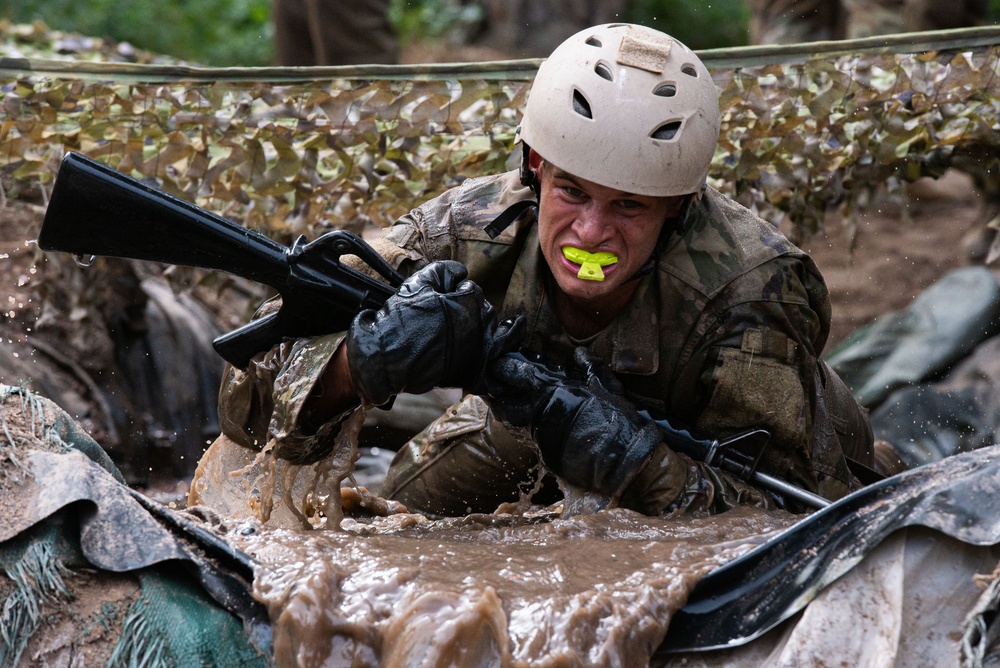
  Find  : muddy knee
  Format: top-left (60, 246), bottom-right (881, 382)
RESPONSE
top-left (381, 395), bottom-right (544, 517)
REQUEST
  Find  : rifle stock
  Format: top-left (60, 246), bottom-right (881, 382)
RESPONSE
top-left (38, 152), bottom-right (403, 369)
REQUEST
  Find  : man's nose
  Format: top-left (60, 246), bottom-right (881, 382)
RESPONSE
top-left (573, 203), bottom-right (611, 247)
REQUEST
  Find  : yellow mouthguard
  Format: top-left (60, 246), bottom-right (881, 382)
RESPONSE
top-left (562, 247), bottom-right (619, 281)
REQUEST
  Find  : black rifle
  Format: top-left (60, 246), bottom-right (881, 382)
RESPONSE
top-left (37, 152), bottom-right (830, 510)
top-left (506, 352), bottom-right (831, 510)
top-left (37, 152), bottom-right (404, 370)
top-left (651, 419), bottom-right (828, 509)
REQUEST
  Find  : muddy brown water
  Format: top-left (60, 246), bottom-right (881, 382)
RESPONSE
top-left (231, 508), bottom-right (797, 667)
top-left (191, 414), bottom-right (800, 667)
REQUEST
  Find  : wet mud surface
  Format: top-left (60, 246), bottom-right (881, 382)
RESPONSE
top-left (231, 506), bottom-right (797, 666)
top-left (189, 423), bottom-right (799, 666)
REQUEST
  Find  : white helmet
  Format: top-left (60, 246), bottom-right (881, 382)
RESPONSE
top-left (518, 23), bottom-right (720, 197)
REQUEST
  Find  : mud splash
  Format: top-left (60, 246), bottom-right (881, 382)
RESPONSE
top-left (189, 412), bottom-right (799, 667)
top-left (226, 505), bottom-right (795, 666)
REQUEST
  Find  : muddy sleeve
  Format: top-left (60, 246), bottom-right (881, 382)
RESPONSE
top-left (357, 172), bottom-right (532, 291)
top-left (352, 185), bottom-right (471, 274)
top-left (216, 178), bottom-right (515, 462)
top-left (692, 303), bottom-right (822, 493)
top-left (619, 443), bottom-right (775, 516)
top-left (217, 298), bottom-right (285, 449)
top-left (673, 259), bottom-right (868, 500)
top-left (217, 319), bottom-right (352, 463)
top-left (215, 190), bottom-right (464, 460)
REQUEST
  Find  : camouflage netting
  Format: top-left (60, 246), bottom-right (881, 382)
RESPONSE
top-left (0, 23), bottom-right (999, 336)
top-left (3, 24), bottom-right (1000, 241)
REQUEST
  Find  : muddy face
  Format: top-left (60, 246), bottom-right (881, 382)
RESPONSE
top-left (229, 506), bottom-right (796, 667)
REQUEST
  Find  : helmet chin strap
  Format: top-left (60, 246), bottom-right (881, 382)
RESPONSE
top-left (482, 142), bottom-right (539, 240)
top-left (519, 141), bottom-right (542, 198)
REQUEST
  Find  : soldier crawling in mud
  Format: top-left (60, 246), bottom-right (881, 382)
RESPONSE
top-left (212, 23), bottom-right (886, 518)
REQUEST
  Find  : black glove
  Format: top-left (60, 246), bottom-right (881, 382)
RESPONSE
top-left (347, 260), bottom-right (523, 406)
top-left (485, 347), bottom-right (661, 498)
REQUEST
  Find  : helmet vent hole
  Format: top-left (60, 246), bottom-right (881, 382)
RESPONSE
top-left (654, 84), bottom-right (677, 97)
top-left (682, 65), bottom-right (698, 78)
top-left (586, 36), bottom-right (603, 48)
top-left (572, 89), bottom-right (593, 119)
top-left (651, 121), bottom-right (682, 141)
top-left (595, 62), bottom-right (614, 81)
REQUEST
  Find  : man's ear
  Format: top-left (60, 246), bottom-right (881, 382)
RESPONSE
top-left (527, 147), bottom-right (544, 173)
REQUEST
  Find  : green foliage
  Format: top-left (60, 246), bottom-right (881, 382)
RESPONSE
top-left (0, 0), bottom-right (273, 66)
top-left (388, 0), bottom-right (483, 47)
top-left (626, 0), bottom-right (751, 49)
top-left (387, 0), bottom-right (751, 51)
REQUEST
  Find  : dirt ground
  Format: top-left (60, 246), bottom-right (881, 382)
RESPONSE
top-left (799, 169), bottom-right (995, 348)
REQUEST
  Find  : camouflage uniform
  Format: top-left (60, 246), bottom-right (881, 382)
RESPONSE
top-left (748, 0), bottom-right (989, 44)
top-left (218, 170), bottom-right (873, 517)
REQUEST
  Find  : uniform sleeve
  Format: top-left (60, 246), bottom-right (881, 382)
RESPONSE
top-left (215, 176), bottom-right (525, 465)
top-left (217, 328), bottom-right (350, 464)
top-left (373, 186), bottom-right (468, 266)
top-left (618, 442), bottom-right (775, 516)
top-left (676, 258), bottom-right (866, 500)
top-left (215, 189), bottom-right (462, 462)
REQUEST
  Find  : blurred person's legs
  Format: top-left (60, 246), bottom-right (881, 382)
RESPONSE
top-left (475, 0), bottom-right (628, 58)
top-left (273, 0), bottom-right (398, 65)
top-left (841, 0), bottom-right (988, 38)
top-left (747, 0), bottom-right (846, 44)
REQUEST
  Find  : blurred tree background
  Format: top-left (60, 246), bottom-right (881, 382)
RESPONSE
top-left (4, 0), bottom-right (1000, 66)
top-left (1, 0), bottom-right (754, 67)
top-left (626, 0), bottom-right (751, 49)
top-left (0, 0), bottom-right (275, 65)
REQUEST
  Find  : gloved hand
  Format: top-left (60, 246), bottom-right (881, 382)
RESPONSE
top-left (485, 347), bottom-right (661, 498)
top-left (347, 260), bottom-right (523, 407)
top-left (620, 444), bottom-right (776, 516)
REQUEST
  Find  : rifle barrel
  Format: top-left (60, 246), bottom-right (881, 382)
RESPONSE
top-left (39, 153), bottom-right (291, 289)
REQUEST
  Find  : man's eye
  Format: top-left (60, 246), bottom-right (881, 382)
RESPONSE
top-left (562, 186), bottom-right (585, 199)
